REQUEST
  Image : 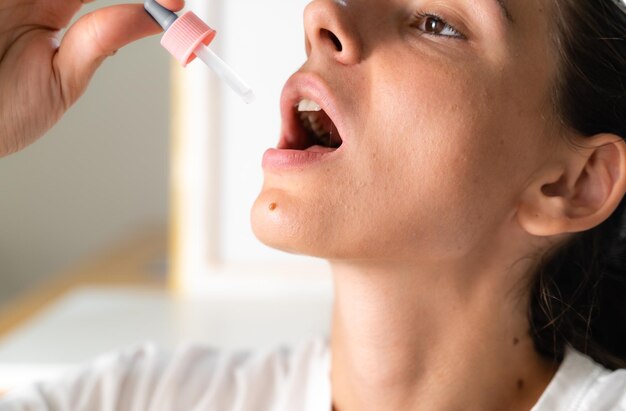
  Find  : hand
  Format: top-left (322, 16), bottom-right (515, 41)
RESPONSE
top-left (0, 0), bottom-right (184, 156)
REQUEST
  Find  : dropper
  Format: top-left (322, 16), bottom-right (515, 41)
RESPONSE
top-left (144, 0), bottom-right (255, 104)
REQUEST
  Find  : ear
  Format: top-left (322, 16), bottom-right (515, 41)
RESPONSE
top-left (517, 134), bottom-right (626, 237)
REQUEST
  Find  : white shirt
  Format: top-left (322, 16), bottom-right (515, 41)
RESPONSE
top-left (0, 339), bottom-right (331, 411)
top-left (532, 346), bottom-right (626, 411)
top-left (1, 340), bottom-right (625, 411)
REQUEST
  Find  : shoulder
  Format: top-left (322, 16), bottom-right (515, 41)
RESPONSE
top-left (533, 346), bottom-right (626, 411)
top-left (0, 338), bottom-right (329, 411)
top-left (580, 361), bottom-right (626, 411)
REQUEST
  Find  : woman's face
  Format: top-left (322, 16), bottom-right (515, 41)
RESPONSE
top-left (252, 0), bottom-right (561, 262)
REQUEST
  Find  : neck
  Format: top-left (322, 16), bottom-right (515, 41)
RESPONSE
top-left (329, 255), bottom-right (559, 411)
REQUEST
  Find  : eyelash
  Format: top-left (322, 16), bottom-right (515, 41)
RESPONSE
top-left (411, 11), bottom-right (466, 40)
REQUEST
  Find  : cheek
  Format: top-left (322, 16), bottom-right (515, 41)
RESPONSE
top-left (348, 64), bottom-right (518, 256)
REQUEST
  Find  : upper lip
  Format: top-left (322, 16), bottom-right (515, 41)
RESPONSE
top-left (278, 71), bottom-right (345, 150)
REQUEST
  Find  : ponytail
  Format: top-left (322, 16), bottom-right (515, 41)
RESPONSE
top-left (529, 0), bottom-right (626, 369)
top-left (530, 199), bottom-right (626, 369)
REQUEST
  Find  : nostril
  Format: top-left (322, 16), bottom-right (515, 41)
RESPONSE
top-left (322, 29), bottom-right (343, 52)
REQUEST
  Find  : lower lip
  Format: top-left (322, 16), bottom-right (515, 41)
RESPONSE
top-left (262, 147), bottom-right (337, 170)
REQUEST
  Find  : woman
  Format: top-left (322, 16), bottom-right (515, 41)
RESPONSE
top-left (1, 0), bottom-right (626, 410)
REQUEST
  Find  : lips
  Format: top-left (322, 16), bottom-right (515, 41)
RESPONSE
top-left (261, 72), bottom-right (346, 171)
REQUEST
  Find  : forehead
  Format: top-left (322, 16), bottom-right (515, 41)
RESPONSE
top-left (473, 0), bottom-right (556, 28)
top-left (495, 0), bottom-right (514, 22)
top-left (506, 0), bottom-right (556, 27)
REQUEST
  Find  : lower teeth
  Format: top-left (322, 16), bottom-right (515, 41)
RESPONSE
top-left (299, 111), bottom-right (340, 149)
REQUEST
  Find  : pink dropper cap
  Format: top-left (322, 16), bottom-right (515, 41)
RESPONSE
top-left (145, 0), bottom-right (255, 103)
top-left (160, 11), bottom-right (216, 67)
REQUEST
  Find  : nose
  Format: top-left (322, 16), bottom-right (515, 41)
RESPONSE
top-left (303, 0), bottom-right (362, 66)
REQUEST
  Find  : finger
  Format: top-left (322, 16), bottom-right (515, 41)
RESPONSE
top-left (74, 0), bottom-right (184, 11)
top-left (156, 0), bottom-right (185, 12)
top-left (79, 0), bottom-right (184, 9)
top-left (54, 4), bottom-right (161, 106)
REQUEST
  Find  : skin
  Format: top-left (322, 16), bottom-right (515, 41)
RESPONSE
top-left (252, 0), bottom-right (626, 410)
top-left (0, 0), bottom-right (625, 409)
top-left (0, 0), bottom-right (185, 157)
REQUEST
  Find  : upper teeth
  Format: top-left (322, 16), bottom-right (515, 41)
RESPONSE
top-left (297, 99), bottom-right (322, 112)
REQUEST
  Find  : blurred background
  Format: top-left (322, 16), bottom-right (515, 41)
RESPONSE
top-left (0, 8), bottom-right (170, 304)
top-left (0, 0), bottom-right (332, 390)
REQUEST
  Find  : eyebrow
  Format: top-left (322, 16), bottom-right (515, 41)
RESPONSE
top-left (495, 0), bottom-right (515, 23)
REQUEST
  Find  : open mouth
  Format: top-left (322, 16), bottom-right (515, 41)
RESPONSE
top-left (289, 98), bottom-right (343, 151)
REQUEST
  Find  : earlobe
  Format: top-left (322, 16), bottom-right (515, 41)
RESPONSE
top-left (517, 134), bottom-right (626, 237)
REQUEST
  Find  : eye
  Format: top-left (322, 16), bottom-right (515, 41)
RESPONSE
top-left (411, 12), bottom-right (465, 39)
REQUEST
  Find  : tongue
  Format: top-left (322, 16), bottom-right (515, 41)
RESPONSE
top-left (305, 145), bottom-right (337, 153)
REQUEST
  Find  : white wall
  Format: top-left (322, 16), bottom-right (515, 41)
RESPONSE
top-left (218, 0), bottom-right (312, 263)
top-left (170, 0), bottom-right (333, 280)
top-left (0, 2), bottom-right (170, 303)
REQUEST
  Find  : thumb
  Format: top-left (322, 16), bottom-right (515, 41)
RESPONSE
top-left (54, 3), bottom-right (162, 107)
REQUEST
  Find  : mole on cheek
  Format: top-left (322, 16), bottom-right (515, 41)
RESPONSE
top-left (269, 203), bottom-right (278, 211)
top-left (517, 379), bottom-right (524, 390)
top-left (513, 337), bottom-right (519, 346)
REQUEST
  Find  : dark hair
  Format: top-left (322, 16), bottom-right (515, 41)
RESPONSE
top-left (529, 0), bottom-right (626, 369)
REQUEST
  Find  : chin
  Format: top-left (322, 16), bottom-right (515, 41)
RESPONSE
top-left (251, 189), bottom-right (306, 255)
top-left (250, 188), bottom-right (331, 257)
